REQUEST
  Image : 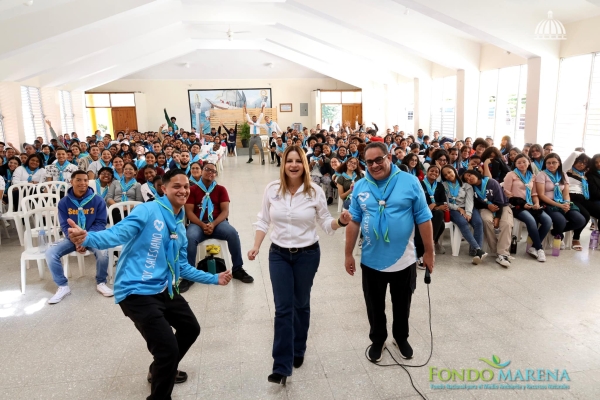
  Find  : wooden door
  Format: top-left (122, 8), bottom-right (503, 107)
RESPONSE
top-left (342, 104), bottom-right (362, 127)
top-left (111, 107), bottom-right (138, 134)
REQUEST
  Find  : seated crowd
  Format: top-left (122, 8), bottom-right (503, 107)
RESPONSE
top-left (0, 113), bottom-right (599, 302)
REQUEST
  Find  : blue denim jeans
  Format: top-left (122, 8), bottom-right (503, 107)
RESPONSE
top-left (513, 209), bottom-right (552, 250)
top-left (45, 239), bottom-right (109, 286)
top-left (450, 209), bottom-right (484, 250)
top-left (269, 244), bottom-right (320, 376)
top-left (186, 221), bottom-right (243, 271)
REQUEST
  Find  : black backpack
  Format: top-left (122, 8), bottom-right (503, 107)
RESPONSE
top-left (196, 255), bottom-right (226, 274)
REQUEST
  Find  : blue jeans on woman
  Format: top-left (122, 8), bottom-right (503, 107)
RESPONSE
top-left (545, 208), bottom-right (587, 238)
top-left (450, 209), bottom-right (484, 251)
top-left (269, 243), bottom-right (320, 377)
top-left (513, 209), bottom-right (552, 250)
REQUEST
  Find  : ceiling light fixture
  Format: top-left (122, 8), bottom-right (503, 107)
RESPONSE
top-left (404, 7), bottom-right (409, 15)
top-left (184, 62), bottom-right (191, 68)
top-left (24, 0), bottom-right (34, 6)
top-left (268, 63), bottom-right (274, 69)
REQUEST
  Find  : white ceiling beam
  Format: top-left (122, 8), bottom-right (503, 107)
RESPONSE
top-left (0, 0), bottom-right (164, 59)
top-left (286, 0), bottom-right (480, 70)
top-left (0, 2), bottom-right (181, 81)
top-left (38, 24), bottom-right (190, 87)
top-left (64, 40), bottom-right (196, 91)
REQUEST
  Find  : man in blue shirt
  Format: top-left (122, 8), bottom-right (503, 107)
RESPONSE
top-left (67, 169), bottom-right (232, 400)
top-left (345, 142), bottom-right (435, 364)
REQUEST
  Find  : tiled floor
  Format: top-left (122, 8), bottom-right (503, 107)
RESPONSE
top-left (1, 156), bottom-right (600, 399)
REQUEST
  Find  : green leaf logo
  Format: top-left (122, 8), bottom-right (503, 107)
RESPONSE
top-left (479, 355), bottom-right (511, 369)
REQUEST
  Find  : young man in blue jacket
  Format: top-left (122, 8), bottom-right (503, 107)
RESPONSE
top-left (46, 170), bottom-right (113, 304)
top-left (67, 169), bottom-right (232, 400)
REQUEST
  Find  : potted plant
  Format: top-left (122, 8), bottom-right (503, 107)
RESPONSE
top-left (240, 122), bottom-right (251, 148)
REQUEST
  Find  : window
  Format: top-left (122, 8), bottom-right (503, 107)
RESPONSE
top-left (553, 54), bottom-right (594, 156)
top-left (430, 76), bottom-right (456, 138)
top-left (320, 91), bottom-right (342, 104)
top-left (584, 53), bottom-right (600, 153)
top-left (59, 90), bottom-right (75, 135)
top-left (109, 93), bottom-right (135, 107)
top-left (21, 86), bottom-right (47, 144)
top-left (341, 91), bottom-right (362, 104)
top-left (477, 65), bottom-right (527, 148)
top-left (85, 93), bottom-right (110, 108)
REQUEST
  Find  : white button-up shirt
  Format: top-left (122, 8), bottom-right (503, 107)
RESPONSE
top-left (254, 180), bottom-right (336, 248)
top-left (246, 113), bottom-right (264, 136)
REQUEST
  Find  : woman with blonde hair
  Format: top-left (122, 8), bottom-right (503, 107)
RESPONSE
top-left (249, 145), bottom-right (351, 385)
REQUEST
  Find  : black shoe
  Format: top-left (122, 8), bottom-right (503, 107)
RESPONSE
top-left (293, 356), bottom-right (304, 368)
top-left (472, 249), bottom-right (487, 265)
top-left (232, 267), bottom-right (254, 283)
top-left (327, 197), bottom-right (333, 205)
top-left (261, 160), bottom-right (265, 165)
top-left (393, 339), bottom-right (413, 359)
top-left (247, 159), bottom-right (253, 163)
top-left (178, 279), bottom-right (194, 293)
top-left (267, 373), bottom-right (287, 385)
top-left (276, 164), bottom-right (280, 167)
top-left (367, 342), bottom-right (385, 363)
top-left (147, 370), bottom-right (187, 384)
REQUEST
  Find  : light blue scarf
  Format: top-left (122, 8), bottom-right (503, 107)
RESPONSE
top-left (120, 178), bottom-right (137, 202)
top-left (68, 191), bottom-right (96, 229)
top-left (99, 159), bottom-right (112, 168)
top-left (514, 169), bottom-right (533, 205)
top-left (55, 160), bottom-right (71, 182)
top-left (571, 168), bottom-right (589, 200)
top-left (544, 170), bottom-right (565, 203)
top-left (341, 171), bottom-right (356, 181)
top-left (423, 179), bottom-right (438, 203)
top-left (473, 177), bottom-right (492, 205)
top-left (154, 197), bottom-right (184, 299)
top-left (25, 166), bottom-right (39, 182)
top-left (198, 180), bottom-right (217, 222)
top-left (446, 180), bottom-right (460, 204)
top-left (95, 179), bottom-right (109, 199)
top-left (363, 164), bottom-right (402, 242)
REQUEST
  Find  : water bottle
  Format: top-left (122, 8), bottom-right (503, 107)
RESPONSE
top-left (38, 229), bottom-right (47, 253)
top-left (552, 235), bottom-right (561, 257)
top-left (443, 203), bottom-right (450, 223)
top-left (590, 230), bottom-right (599, 250)
top-left (510, 235), bottom-right (517, 255)
top-left (207, 256), bottom-right (216, 274)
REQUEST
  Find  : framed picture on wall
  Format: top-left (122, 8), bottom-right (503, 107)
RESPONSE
top-left (280, 103), bottom-right (292, 112)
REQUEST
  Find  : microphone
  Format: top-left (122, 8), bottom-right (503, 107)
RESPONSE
top-left (424, 268), bottom-right (431, 284)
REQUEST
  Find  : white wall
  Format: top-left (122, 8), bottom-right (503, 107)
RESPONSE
top-left (479, 44), bottom-right (528, 71)
top-left (561, 15), bottom-right (600, 58)
top-left (89, 78), bottom-right (357, 132)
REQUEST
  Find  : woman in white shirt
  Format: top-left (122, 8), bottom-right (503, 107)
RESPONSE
top-left (248, 145), bottom-right (351, 385)
top-left (13, 154), bottom-right (45, 184)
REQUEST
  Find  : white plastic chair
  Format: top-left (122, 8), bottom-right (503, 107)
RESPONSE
top-left (1, 183), bottom-right (38, 246)
top-left (21, 193), bottom-right (61, 212)
top-left (512, 218), bottom-right (523, 242)
top-left (260, 135), bottom-right (269, 150)
top-left (195, 239), bottom-right (233, 270)
top-left (107, 201), bottom-right (142, 282)
top-left (20, 207), bottom-right (61, 293)
top-left (37, 181), bottom-right (69, 196)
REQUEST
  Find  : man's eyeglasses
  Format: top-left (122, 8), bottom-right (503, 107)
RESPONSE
top-left (365, 157), bottom-right (386, 167)
top-left (203, 168), bottom-right (217, 174)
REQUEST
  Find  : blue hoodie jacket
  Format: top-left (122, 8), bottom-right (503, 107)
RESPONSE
top-left (82, 197), bottom-right (218, 303)
top-left (59, 187), bottom-right (107, 239)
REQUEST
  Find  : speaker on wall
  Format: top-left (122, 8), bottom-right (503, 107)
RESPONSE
top-left (300, 103), bottom-right (308, 116)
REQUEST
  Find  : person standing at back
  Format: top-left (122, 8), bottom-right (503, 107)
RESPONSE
top-left (244, 103), bottom-right (266, 165)
top-left (345, 142), bottom-right (434, 363)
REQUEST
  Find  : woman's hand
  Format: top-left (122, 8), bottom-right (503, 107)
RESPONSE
top-left (429, 203), bottom-right (436, 210)
top-left (247, 247), bottom-right (259, 260)
top-left (532, 203), bottom-right (540, 210)
top-left (561, 202), bottom-right (570, 212)
top-left (438, 204), bottom-right (449, 211)
top-left (339, 210), bottom-right (352, 225)
top-left (524, 203), bottom-right (532, 209)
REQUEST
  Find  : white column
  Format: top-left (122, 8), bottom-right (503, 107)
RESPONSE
top-left (413, 77), bottom-right (431, 135)
top-left (41, 87), bottom-right (61, 139)
top-left (524, 56), bottom-right (560, 145)
top-left (455, 69), bottom-right (480, 140)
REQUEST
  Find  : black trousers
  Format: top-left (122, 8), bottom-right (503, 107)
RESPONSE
top-left (414, 209), bottom-right (444, 257)
top-left (570, 193), bottom-right (600, 238)
top-left (361, 263), bottom-right (416, 346)
top-left (119, 292), bottom-right (201, 400)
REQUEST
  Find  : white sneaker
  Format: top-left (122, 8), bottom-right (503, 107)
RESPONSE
top-left (48, 286), bottom-right (71, 304)
top-left (417, 257), bottom-right (426, 270)
top-left (560, 241), bottom-right (566, 250)
top-left (96, 283), bottom-right (114, 297)
top-left (495, 255), bottom-right (511, 268)
top-left (537, 249), bottom-right (546, 262)
top-left (527, 247), bottom-right (539, 259)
